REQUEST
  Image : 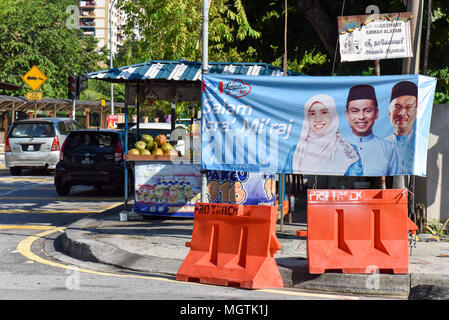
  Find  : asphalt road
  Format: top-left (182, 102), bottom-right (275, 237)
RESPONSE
top-left (0, 168), bottom-right (391, 305)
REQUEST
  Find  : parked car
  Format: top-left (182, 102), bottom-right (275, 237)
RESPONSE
top-left (5, 118), bottom-right (82, 175)
top-left (54, 129), bottom-right (135, 196)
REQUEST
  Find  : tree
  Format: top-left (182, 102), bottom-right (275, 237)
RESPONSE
top-left (424, 0), bottom-right (449, 103)
top-left (115, 0), bottom-right (260, 63)
top-left (0, 0), bottom-right (106, 98)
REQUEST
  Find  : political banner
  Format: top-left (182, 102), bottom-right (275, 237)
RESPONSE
top-left (201, 74), bottom-right (437, 177)
top-left (206, 171), bottom-right (276, 206)
top-left (134, 163), bottom-right (201, 217)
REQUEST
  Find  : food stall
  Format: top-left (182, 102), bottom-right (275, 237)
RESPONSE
top-left (85, 60), bottom-right (302, 218)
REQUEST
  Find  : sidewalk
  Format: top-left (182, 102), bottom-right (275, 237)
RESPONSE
top-left (61, 203), bottom-right (449, 299)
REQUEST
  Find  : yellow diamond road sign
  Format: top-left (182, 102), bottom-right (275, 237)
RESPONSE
top-left (22, 66), bottom-right (47, 91)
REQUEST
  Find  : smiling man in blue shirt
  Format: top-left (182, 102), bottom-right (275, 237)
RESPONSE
top-left (344, 84), bottom-right (400, 176)
top-left (385, 81), bottom-right (418, 174)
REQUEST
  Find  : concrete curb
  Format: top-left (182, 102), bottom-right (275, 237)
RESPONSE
top-left (62, 207), bottom-right (184, 276)
top-left (61, 208), bottom-right (449, 298)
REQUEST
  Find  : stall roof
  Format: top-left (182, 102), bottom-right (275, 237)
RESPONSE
top-left (0, 82), bottom-right (21, 91)
top-left (86, 60), bottom-right (304, 83)
top-left (0, 95), bottom-right (125, 114)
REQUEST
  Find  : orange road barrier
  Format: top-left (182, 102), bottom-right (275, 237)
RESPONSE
top-left (177, 203), bottom-right (283, 289)
top-left (275, 199), bottom-right (289, 217)
top-left (297, 189), bottom-right (418, 274)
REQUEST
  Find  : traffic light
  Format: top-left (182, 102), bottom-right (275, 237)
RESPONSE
top-left (77, 74), bottom-right (88, 98)
top-left (68, 75), bottom-right (77, 100)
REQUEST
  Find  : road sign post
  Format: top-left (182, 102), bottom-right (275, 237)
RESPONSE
top-left (22, 66), bottom-right (47, 91)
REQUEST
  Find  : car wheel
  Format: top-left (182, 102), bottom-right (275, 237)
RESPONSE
top-left (56, 183), bottom-right (71, 196)
top-left (10, 167), bottom-right (21, 176)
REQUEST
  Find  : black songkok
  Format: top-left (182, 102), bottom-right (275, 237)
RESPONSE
top-left (390, 81), bottom-right (417, 102)
top-left (346, 84), bottom-right (378, 107)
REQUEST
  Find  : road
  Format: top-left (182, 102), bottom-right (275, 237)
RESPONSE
top-left (0, 168), bottom-right (391, 306)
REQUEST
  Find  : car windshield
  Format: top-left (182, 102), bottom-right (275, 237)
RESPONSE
top-left (10, 123), bottom-right (54, 138)
top-left (64, 132), bottom-right (117, 151)
top-left (58, 120), bottom-right (82, 135)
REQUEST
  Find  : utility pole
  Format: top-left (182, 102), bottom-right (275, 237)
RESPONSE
top-left (402, 0), bottom-right (424, 75)
top-left (109, 0), bottom-right (117, 115)
top-left (200, 0), bottom-right (210, 203)
top-left (279, 0), bottom-right (288, 232)
top-left (394, 0), bottom-right (424, 190)
top-left (399, 0), bottom-right (424, 226)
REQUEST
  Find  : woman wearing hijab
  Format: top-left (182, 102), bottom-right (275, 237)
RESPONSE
top-left (292, 94), bottom-right (360, 175)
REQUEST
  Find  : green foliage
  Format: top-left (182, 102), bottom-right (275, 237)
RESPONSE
top-left (115, 0), bottom-right (260, 62)
top-left (79, 80), bottom-right (125, 104)
top-left (0, 0), bottom-right (106, 99)
top-left (272, 49), bottom-right (328, 74)
top-left (425, 1), bottom-right (449, 103)
top-left (111, 0), bottom-right (449, 106)
top-left (428, 68), bottom-right (449, 104)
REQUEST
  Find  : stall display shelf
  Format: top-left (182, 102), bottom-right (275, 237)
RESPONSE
top-left (125, 154), bottom-right (200, 163)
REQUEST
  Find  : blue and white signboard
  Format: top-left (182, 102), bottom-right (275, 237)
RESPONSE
top-left (201, 74), bottom-right (436, 176)
top-left (206, 171), bottom-right (276, 206)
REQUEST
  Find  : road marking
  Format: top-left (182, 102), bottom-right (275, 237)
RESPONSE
top-left (16, 227), bottom-right (356, 300)
top-left (0, 178), bottom-right (52, 182)
top-left (260, 288), bottom-right (359, 300)
top-left (0, 210), bottom-right (95, 214)
top-left (0, 208), bottom-right (121, 215)
top-left (0, 202), bottom-right (122, 215)
top-left (0, 224), bottom-right (57, 230)
top-left (0, 196), bottom-right (124, 201)
top-left (17, 227), bottom-right (178, 281)
top-left (0, 186), bottom-right (53, 190)
top-left (0, 183), bottom-right (43, 197)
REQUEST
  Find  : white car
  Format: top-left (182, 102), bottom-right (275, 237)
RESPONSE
top-left (5, 118), bottom-right (82, 175)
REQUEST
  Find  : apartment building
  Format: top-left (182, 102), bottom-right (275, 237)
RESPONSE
top-left (78, 0), bottom-right (129, 55)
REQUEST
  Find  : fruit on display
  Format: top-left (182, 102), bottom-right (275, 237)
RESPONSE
top-left (161, 142), bottom-right (173, 154)
top-left (145, 141), bottom-right (157, 151)
top-left (141, 134), bottom-right (153, 144)
top-left (135, 141), bottom-right (146, 152)
top-left (128, 134), bottom-right (172, 157)
top-left (128, 149), bottom-right (140, 155)
top-left (155, 134), bottom-right (167, 147)
top-left (152, 148), bottom-right (164, 155)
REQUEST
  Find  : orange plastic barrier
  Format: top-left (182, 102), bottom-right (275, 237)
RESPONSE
top-left (176, 203), bottom-right (283, 289)
top-left (297, 189), bottom-right (418, 274)
top-left (275, 199), bottom-right (289, 217)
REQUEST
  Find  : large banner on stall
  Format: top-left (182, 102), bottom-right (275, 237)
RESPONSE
top-left (201, 74), bottom-right (437, 176)
top-left (134, 163), bottom-right (201, 217)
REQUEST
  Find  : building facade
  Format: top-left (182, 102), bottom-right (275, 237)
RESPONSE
top-left (78, 0), bottom-right (135, 55)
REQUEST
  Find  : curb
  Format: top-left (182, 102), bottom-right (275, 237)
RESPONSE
top-left (276, 257), bottom-right (410, 296)
top-left (61, 209), bottom-right (449, 298)
top-left (62, 207), bottom-right (183, 276)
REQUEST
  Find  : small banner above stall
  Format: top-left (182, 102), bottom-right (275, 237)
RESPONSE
top-left (201, 74), bottom-right (437, 177)
top-left (338, 12), bottom-right (413, 62)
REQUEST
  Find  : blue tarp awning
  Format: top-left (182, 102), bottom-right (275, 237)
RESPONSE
top-left (86, 60), bottom-right (304, 83)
